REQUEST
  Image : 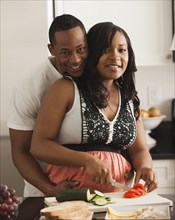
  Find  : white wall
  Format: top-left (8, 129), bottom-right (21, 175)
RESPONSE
top-left (1, 0), bottom-right (50, 136)
top-left (0, 0), bottom-right (52, 196)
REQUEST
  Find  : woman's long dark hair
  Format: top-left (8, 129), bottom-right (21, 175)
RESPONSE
top-left (79, 22), bottom-right (140, 120)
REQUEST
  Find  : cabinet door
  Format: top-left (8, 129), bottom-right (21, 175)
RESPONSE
top-left (55, 0), bottom-right (172, 66)
top-left (153, 160), bottom-right (175, 194)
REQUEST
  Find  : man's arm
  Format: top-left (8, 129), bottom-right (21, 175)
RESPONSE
top-left (9, 129), bottom-right (78, 196)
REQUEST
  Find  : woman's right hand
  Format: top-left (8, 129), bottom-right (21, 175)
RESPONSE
top-left (84, 155), bottom-right (113, 185)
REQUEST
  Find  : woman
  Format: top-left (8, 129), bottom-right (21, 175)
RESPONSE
top-left (31, 22), bottom-right (157, 193)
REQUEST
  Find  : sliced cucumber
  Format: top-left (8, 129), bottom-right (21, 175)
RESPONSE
top-left (89, 190), bottom-right (111, 206)
top-left (56, 188), bottom-right (90, 202)
top-left (87, 189), bottom-right (94, 201)
top-left (93, 197), bottom-right (108, 206)
top-left (105, 196), bottom-right (111, 201)
top-left (91, 195), bottom-right (102, 202)
top-left (55, 188), bottom-right (111, 206)
top-left (94, 190), bottom-right (105, 197)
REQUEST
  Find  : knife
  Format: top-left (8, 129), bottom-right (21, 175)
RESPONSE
top-left (111, 179), bottom-right (130, 191)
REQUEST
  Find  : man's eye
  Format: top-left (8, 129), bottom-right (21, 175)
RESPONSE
top-left (59, 51), bottom-right (70, 58)
top-left (104, 48), bottom-right (111, 53)
top-left (77, 47), bottom-right (87, 53)
top-left (60, 51), bottom-right (70, 56)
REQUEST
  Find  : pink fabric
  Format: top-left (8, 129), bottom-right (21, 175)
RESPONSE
top-left (45, 151), bottom-right (131, 193)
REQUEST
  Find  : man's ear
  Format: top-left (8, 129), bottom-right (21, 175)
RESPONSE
top-left (48, 44), bottom-right (55, 56)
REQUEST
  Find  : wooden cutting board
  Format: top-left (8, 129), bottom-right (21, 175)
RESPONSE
top-left (44, 192), bottom-right (173, 213)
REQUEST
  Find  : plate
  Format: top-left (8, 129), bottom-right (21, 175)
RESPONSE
top-left (105, 204), bottom-right (170, 219)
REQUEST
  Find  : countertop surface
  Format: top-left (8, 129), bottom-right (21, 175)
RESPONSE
top-left (149, 121), bottom-right (175, 159)
top-left (15, 194), bottom-right (175, 220)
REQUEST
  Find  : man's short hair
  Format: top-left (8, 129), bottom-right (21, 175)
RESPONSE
top-left (49, 14), bottom-right (86, 45)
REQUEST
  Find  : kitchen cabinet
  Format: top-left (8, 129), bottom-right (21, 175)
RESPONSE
top-left (54, 0), bottom-right (173, 66)
top-left (153, 159), bottom-right (175, 194)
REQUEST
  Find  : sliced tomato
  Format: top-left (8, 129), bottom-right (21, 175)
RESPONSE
top-left (123, 191), bottom-right (139, 198)
top-left (133, 183), bottom-right (145, 191)
top-left (136, 188), bottom-right (146, 196)
top-left (123, 183), bottom-right (147, 198)
top-left (127, 189), bottom-right (142, 196)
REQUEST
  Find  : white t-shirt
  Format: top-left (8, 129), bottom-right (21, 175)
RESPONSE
top-left (7, 57), bottom-right (62, 196)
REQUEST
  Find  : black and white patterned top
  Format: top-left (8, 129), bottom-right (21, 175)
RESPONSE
top-left (80, 89), bottom-right (137, 151)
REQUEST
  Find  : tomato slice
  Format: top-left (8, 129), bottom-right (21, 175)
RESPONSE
top-left (133, 183), bottom-right (145, 191)
top-left (123, 191), bottom-right (139, 198)
top-left (127, 189), bottom-right (142, 196)
top-left (123, 183), bottom-right (147, 198)
top-left (136, 188), bottom-right (146, 196)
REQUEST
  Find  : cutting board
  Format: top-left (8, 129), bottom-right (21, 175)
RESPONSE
top-left (44, 192), bottom-right (173, 213)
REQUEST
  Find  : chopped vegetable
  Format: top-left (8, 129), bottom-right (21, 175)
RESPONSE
top-left (55, 189), bottom-right (111, 206)
top-left (56, 188), bottom-right (91, 202)
top-left (94, 190), bottom-right (105, 197)
top-left (90, 190), bottom-right (111, 206)
top-left (93, 197), bottom-right (108, 206)
top-left (133, 183), bottom-right (146, 191)
top-left (123, 183), bottom-right (146, 198)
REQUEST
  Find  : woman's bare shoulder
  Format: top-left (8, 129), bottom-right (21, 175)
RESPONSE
top-left (53, 77), bottom-right (74, 88)
top-left (41, 77), bottom-right (76, 111)
top-left (48, 77), bottom-right (75, 94)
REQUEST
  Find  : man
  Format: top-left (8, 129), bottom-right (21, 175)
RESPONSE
top-left (7, 14), bottom-right (88, 196)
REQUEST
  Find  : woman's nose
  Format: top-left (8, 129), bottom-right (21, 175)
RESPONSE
top-left (109, 49), bottom-right (120, 59)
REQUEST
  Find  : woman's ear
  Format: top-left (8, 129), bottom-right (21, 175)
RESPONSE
top-left (48, 44), bottom-right (55, 56)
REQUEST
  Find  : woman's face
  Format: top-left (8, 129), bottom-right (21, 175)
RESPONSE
top-left (97, 31), bottom-right (129, 81)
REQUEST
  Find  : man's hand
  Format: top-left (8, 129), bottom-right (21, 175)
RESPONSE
top-left (46, 180), bottom-right (79, 196)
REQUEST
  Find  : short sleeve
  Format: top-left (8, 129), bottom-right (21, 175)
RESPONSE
top-left (7, 87), bottom-right (38, 130)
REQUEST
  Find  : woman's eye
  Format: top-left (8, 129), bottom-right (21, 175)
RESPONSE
top-left (119, 48), bottom-right (126, 53)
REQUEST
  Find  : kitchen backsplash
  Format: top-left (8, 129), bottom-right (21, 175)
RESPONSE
top-left (136, 64), bottom-right (175, 121)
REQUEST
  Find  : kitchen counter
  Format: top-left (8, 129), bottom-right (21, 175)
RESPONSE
top-left (149, 121), bottom-right (175, 159)
top-left (15, 194), bottom-right (175, 220)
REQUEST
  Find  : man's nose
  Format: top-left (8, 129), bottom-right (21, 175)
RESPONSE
top-left (69, 52), bottom-right (81, 63)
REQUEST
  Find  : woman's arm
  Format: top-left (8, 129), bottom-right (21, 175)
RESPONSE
top-left (127, 116), bottom-right (157, 192)
top-left (30, 78), bottom-right (112, 185)
top-left (31, 79), bottom-right (90, 166)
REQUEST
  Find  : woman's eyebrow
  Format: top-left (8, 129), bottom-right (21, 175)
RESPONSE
top-left (118, 43), bottom-right (126, 46)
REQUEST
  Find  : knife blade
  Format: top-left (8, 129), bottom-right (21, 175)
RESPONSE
top-left (111, 179), bottom-right (130, 191)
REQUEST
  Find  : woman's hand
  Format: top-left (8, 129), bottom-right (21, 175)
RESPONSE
top-left (135, 167), bottom-right (157, 192)
top-left (84, 155), bottom-right (112, 185)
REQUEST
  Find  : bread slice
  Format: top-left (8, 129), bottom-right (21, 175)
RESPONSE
top-left (40, 200), bottom-right (90, 218)
top-left (47, 210), bottom-right (93, 220)
top-left (55, 207), bottom-right (92, 219)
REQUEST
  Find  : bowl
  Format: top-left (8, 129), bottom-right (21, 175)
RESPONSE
top-left (142, 115), bottom-right (166, 131)
top-left (142, 115), bottom-right (166, 149)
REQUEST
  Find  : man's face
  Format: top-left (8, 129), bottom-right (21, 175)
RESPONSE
top-left (48, 26), bottom-right (88, 77)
